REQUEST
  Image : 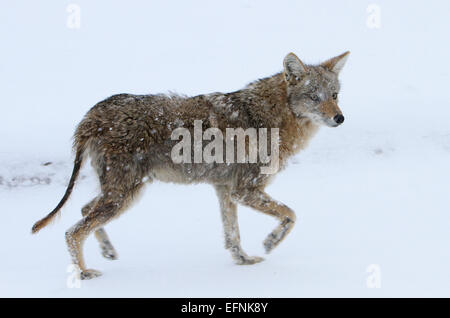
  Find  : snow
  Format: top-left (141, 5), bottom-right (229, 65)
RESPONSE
top-left (1, 0), bottom-right (450, 297)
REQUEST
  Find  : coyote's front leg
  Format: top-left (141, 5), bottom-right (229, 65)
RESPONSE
top-left (215, 185), bottom-right (264, 265)
top-left (231, 188), bottom-right (296, 253)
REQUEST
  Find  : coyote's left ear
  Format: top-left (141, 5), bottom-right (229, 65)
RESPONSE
top-left (321, 51), bottom-right (350, 74)
top-left (283, 53), bottom-right (308, 81)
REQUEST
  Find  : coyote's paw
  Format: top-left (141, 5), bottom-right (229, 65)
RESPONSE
top-left (235, 255), bottom-right (264, 265)
top-left (264, 219), bottom-right (294, 253)
top-left (101, 245), bottom-right (118, 260)
top-left (263, 233), bottom-right (278, 254)
top-left (80, 269), bottom-right (103, 280)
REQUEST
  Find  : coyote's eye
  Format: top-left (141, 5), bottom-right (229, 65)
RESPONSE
top-left (310, 94), bottom-right (319, 102)
top-left (332, 92), bottom-right (338, 100)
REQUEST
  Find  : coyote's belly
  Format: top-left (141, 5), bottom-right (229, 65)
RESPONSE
top-left (148, 162), bottom-right (236, 185)
top-left (149, 164), bottom-right (201, 184)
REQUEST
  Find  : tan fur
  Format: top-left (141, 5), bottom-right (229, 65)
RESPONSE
top-left (319, 100), bottom-right (342, 119)
top-left (32, 51), bottom-right (349, 279)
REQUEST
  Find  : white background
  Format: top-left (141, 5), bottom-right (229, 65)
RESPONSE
top-left (1, 0), bottom-right (449, 297)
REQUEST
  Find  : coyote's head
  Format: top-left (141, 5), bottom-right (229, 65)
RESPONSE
top-left (283, 51), bottom-right (350, 127)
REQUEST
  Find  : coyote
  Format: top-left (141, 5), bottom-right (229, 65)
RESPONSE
top-left (32, 51), bottom-right (349, 279)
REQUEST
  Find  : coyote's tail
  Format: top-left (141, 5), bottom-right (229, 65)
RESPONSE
top-left (31, 147), bottom-right (85, 234)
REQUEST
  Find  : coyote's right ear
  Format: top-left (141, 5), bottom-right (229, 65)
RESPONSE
top-left (321, 51), bottom-right (350, 74)
top-left (283, 53), bottom-right (307, 81)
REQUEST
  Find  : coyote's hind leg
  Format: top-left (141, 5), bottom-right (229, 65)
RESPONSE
top-left (81, 198), bottom-right (118, 260)
top-left (66, 180), bottom-right (143, 280)
top-left (231, 188), bottom-right (296, 254)
top-left (215, 185), bottom-right (264, 265)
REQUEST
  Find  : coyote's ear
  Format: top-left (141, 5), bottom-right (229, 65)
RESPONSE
top-left (283, 53), bottom-right (308, 81)
top-left (321, 51), bottom-right (350, 74)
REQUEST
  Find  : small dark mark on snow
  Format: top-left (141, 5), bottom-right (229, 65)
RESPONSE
top-left (374, 148), bottom-right (383, 155)
top-left (42, 162), bottom-right (52, 166)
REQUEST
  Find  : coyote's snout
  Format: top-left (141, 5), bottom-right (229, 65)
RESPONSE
top-left (32, 51), bottom-right (349, 279)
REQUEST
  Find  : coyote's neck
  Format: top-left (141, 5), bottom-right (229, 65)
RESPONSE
top-left (244, 73), bottom-right (319, 167)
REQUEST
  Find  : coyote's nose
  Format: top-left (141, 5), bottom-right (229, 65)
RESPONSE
top-left (333, 114), bottom-right (345, 125)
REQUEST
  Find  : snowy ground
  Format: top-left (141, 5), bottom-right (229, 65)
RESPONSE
top-left (1, 1), bottom-right (450, 297)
